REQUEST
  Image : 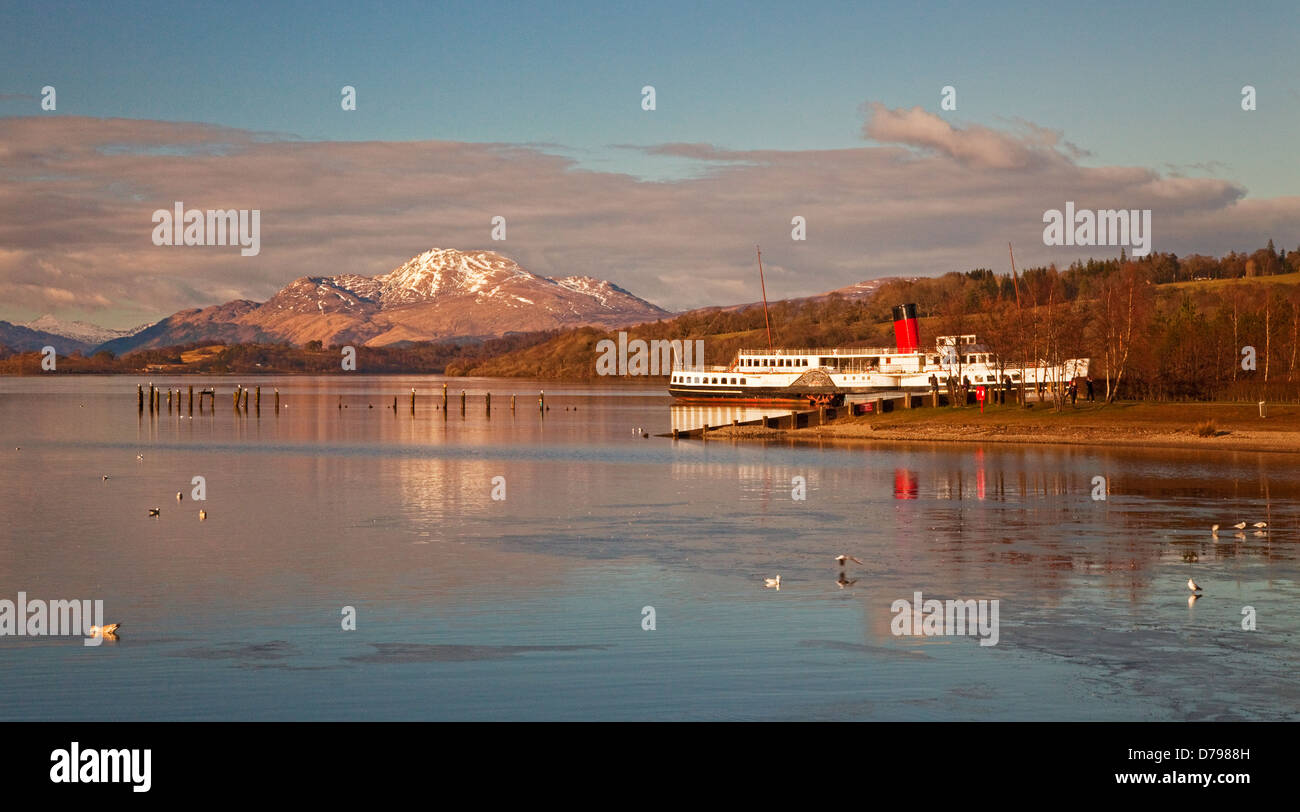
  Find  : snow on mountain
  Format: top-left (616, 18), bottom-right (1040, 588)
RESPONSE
top-left (21, 314), bottom-right (153, 346)
top-left (376, 248), bottom-right (533, 304)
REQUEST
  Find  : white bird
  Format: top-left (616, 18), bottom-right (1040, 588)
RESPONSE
top-left (1253, 522), bottom-right (1268, 528)
top-left (1187, 578), bottom-right (1202, 592)
top-left (835, 555), bottom-right (863, 566)
top-left (175, 491), bottom-right (183, 501)
top-left (1233, 522), bottom-right (1247, 529)
top-left (136, 453), bottom-right (144, 461)
top-left (87, 623), bottom-right (120, 637)
top-left (198, 510), bottom-right (207, 521)
top-left (102, 475), bottom-right (110, 481)
top-left (148, 508), bottom-right (160, 517)
top-left (1211, 524), bottom-right (1219, 533)
top-left (764, 575), bottom-right (781, 589)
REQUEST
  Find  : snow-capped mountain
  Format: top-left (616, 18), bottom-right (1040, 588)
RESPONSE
top-left (103, 248), bottom-right (672, 353)
top-left (21, 314), bottom-right (152, 346)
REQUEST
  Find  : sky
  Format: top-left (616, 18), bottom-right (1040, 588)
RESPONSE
top-left (1, 0), bottom-right (1297, 328)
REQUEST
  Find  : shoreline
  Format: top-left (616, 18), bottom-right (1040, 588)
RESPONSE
top-left (707, 401), bottom-right (1300, 454)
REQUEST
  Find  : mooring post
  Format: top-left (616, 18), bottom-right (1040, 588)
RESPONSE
top-left (539, 390), bottom-right (545, 414)
top-left (274, 388), bottom-right (280, 412)
top-left (442, 383), bottom-right (448, 411)
top-left (188, 386), bottom-right (193, 414)
top-left (410, 388), bottom-right (416, 414)
top-left (673, 428), bottom-right (679, 439)
top-left (242, 388), bottom-right (248, 411)
top-left (511, 394), bottom-right (516, 412)
top-left (255, 386), bottom-right (261, 412)
top-left (392, 396), bottom-right (397, 411)
top-left (485, 392), bottom-right (491, 416)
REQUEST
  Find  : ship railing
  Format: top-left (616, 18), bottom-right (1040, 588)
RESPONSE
top-left (737, 346), bottom-right (903, 357)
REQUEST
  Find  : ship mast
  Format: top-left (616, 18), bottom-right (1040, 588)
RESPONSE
top-left (757, 245), bottom-right (774, 353)
top-left (1008, 241), bottom-right (1022, 310)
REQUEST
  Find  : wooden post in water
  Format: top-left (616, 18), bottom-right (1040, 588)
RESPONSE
top-left (539, 390), bottom-right (545, 414)
top-left (442, 383), bottom-right (448, 411)
top-left (410, 388), bottom-right (416, 415)
top-left (154, 388), bottom-right (160, 413)
top-left (485, 392), bottom-right (491, 416)
top-left (460, 390), bottom-right (466, 415)
top-left (275, 388), bottom-right (280, 413)
top-left (392, 396), bottom-right (397, 411)
top-left (188, 386), bottom-right (193, 414)
top-left (255, 386), bottom-right (261, 412)
top-left (138, 385), bottom-right (144, 412)
top-left (510, 394), bottom-right (516, 412)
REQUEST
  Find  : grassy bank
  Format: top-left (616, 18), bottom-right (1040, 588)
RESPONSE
top-left (711, 400), bottom-right (1300, 453)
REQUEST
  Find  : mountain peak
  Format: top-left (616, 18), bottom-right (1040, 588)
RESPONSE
top-left (377, 248), bottom-right (533, 303)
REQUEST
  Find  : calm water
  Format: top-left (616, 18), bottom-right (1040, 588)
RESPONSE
top-left (1, 374), bottom-right (1297, 721)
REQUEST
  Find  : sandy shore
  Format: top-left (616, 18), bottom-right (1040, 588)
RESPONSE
top-left (707, 401), bottom-right (1300, 454)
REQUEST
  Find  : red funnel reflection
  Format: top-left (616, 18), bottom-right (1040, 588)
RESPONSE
top-left (894, 468), bottom-right (918, 500)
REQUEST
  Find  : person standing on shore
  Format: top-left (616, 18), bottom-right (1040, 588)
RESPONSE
top-left (1069, 379), bottom-right (1078, 407)
top-left (1086, 376), bottom-right (1095, 402)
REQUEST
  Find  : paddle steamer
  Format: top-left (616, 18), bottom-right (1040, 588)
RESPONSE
top-left (667, 303), bottom-right (1089, 406)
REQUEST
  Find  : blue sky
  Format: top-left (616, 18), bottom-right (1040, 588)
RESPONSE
top-left (0, 1), bottom-right (1296, 326)
top-left (4, 0), bottom-right (1295, 192)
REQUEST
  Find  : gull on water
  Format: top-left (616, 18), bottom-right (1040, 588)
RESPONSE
top-left (148, 508), bottom-right (160, 517)
top-left (88, 624), bottom-right (120, 637)
top-left (198, 510), bottom-right (207, 521)
top-left (764, 575), bottom-right (781, 590)
top-left (835, 555), bottom-right (863, 566)
top-left (176, 492), bottom-right (183, 501)
top-left (1253, 522), bottom-right (1268, 528)
top-left (1187, 578), bottom-right (1202, 593)
top-left (1233, 522), bottom-right (1247, 529)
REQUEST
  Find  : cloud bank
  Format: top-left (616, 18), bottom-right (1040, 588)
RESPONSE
top-left (0, 106), bottom-right (1295, 327)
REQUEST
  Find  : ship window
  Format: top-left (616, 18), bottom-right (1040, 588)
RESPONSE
top-left (730, 378), bottom-right (736, 385)
top-left (740, 378), bottom-right (746, 385)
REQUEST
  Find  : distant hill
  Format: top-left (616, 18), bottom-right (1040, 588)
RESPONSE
top-left (0, 321), bottom-right (93, 355)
